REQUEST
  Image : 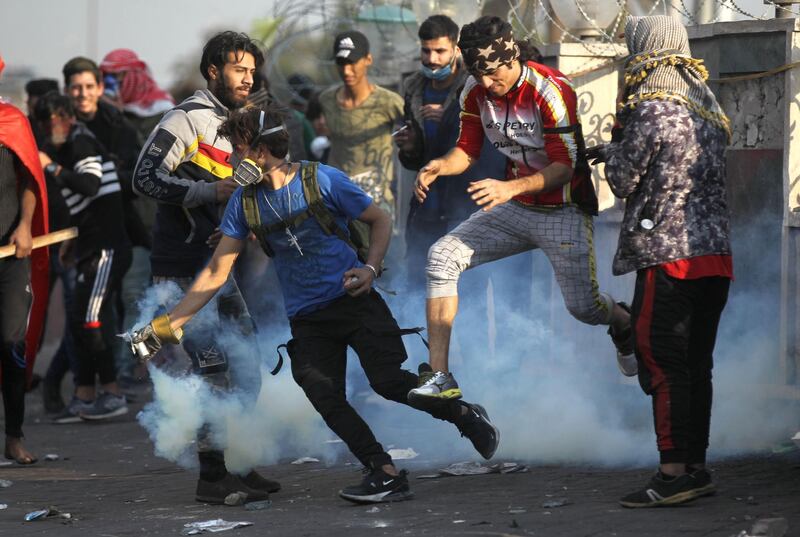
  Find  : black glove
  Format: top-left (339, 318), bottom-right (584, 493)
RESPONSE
top-left (584, 144), bottom-right (606, 166)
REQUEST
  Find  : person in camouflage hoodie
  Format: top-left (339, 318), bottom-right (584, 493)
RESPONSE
top-left (595, 15), bottom-right (733, 508)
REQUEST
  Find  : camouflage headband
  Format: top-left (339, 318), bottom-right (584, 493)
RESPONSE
top-left (460, 27), bottom-right (519, 75)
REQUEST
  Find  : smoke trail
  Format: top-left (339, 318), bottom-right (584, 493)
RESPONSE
top-left (133, 282), bottom-right (337, 472)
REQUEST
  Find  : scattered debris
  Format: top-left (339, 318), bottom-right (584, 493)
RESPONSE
top-left (417, 461), bottom-right (529, 479)
top-left (181, 519), bottom-right (253, 535)
top-left (24, 510), bottom-right (50, 522)
top-left (43, 454), bottom-right (60, 461)
top-left (366, 506), bottom-right (380, 513)
top-left (441, 461), bottom-right (493, 476)
top-left (0, 504), bottom-right (7, 510)
top-left (792, 432), bottom-right (800, 449)
top-left (290, 457), bottom-right (320, 465)
top-left (541, 498), bottom-right (570, 509)
top-left (0, 479), bottom-right (12, 488)
top-left (387, 447), bottom-right (418, 460)
top-left (244, 500), bottom-right (271, 511)
top-left (23, 507), bottom-right (72, 522)
top-left (224, 492), bottom-right (248, 506)
top-left (453, 520), bottom-right (466, 523)
top-left (508, 508), bottom-right (527, 514)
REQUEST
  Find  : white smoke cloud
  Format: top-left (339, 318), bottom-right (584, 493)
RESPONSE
top-left (132, 237), bottom-right (796, 473)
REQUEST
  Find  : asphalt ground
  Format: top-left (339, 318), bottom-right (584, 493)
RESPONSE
top-left (1, 386), bottom-right (798, 537)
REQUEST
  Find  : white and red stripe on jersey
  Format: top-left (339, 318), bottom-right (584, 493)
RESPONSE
top-left (456, 61), bottom-right (597, 213)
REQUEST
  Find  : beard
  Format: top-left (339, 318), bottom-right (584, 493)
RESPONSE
top-left (212, 79), bottom-right (250, 110)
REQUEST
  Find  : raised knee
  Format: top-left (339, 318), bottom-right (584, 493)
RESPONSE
top-left (426, 237), bottom-right (468, 284)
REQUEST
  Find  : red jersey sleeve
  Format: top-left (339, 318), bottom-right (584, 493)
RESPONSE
top-left (529, 65), bottom-right (579, 169)
top-left (456, 79), bottom-right (485, 160)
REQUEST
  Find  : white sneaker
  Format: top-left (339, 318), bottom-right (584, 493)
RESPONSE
top-left (408, 370), bottom-right (462, 402)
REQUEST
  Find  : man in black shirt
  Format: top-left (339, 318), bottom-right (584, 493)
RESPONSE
top-left (62, 57), bottom-right (150, 249)
top-left (34, 93), bottom-right (132, 422)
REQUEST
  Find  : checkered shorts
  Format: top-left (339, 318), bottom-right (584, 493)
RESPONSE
top-left (426, 202), bottom-right (612, 325)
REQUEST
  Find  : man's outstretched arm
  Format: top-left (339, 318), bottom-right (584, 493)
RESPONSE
top-left (167, 234), bottom-right (245, 331)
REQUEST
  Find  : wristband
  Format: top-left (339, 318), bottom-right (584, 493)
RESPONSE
top-left (151, 314), bottom-right (183, 344)
top-left (364, 264), bottom-right (379, 279)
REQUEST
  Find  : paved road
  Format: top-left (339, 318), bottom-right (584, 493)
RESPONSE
top-left (1, 389), bottom-right (798, 537)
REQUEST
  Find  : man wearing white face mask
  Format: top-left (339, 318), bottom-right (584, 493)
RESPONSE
top-left (396, 15), bottom-right (506, 294)
top-left (129, 106), bottom-right (500, 504)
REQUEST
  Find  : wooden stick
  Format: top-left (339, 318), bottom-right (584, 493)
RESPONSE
top-left (0, 227), bottom-right (78, 259)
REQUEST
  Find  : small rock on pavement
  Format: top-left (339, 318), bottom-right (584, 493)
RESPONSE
top-left (751, 518), bottom-right (789, 537)
top-left (0, 479), bottom-right (12, 488)
top-left (44, 454), bottom-right (59, 461)
top-left (224, 492), bottom-right (248, 506)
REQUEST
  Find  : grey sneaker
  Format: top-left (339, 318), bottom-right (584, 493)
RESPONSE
top-left (608, 302), bottom-right (637, 377)
top-left (52, 396), bottom-right (94, 424)
top-left (79, 392), bottom-right (128, 421)
top-left (408, 370), bottom-right (462, 402)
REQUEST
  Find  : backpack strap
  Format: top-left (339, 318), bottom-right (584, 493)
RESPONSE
top-left (300, 161), bottom-right (360, 254)
top-left (242, 184), bottom-right (275, 257)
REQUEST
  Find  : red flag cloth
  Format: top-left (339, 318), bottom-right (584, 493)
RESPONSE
top-left (0, 100), bottom-right (50, 383)
top-left (100, 49), bottom-right (174, 110)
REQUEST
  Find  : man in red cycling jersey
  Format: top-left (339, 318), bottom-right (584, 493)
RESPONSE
top-left (409, 16), bottom-right (634, 404)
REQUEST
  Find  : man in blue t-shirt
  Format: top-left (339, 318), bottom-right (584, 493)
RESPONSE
top-left (129, 106), bottom-right (499, 504)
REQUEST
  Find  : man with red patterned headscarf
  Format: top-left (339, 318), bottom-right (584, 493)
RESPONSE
top-left (0, 55), bottom-right (49, 464)
top-left (100, 49), bottom-right (174, 140)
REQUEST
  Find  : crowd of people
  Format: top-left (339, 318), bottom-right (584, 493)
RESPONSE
top-left (0, 12), bottom-right (732, 510)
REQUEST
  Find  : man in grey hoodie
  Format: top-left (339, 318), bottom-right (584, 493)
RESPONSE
top-left (132, 31), bottom-right (276, 504)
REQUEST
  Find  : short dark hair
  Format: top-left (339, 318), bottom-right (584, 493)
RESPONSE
top-left (33, 91), bottom-right (74, 122)
top-left (459, 16), bottom-right (542, 63)
top-left (62, 57), bottom-right (102, 87)
top-left (418, 15), bottom-right (459, 43)
top-left (25, 78), bottom-right (59, 97)
top-left (200, 31), bottom-right (265, 82)
top-left (218, 106), bottom-right (289, 159)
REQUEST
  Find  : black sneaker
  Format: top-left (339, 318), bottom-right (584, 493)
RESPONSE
top-left (689, 468), bottom-right (716, 498)
top-left (619, 472), bottom-right (699, 508)
top-left (240, 470), bottom-right (281, 493)
top-left (195, 472), bottom-right (270, 504)
top-left (339, 468), bottom-right (414, 504)
top-left (608, 302), bottom-right (637, 377)
top-left (456, 403), bottom-right (500, 460)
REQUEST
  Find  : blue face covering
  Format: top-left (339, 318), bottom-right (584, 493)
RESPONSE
top-left (421, 55), bottom-right (456, 81)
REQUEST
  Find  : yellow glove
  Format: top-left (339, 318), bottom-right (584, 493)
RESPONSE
top-left (150, 314), bottom-right (183, 344)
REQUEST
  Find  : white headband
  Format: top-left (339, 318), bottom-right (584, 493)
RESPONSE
top-left (257, 110), bottom-right (285, 137)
